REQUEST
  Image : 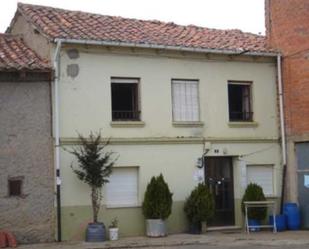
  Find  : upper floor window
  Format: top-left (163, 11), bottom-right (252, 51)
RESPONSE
top-left (228, 81), bottom-right (253, 122)
top-left (171, 79), bottom-right (200, 122)
top-left (111, 77), bottom-right (140, 121)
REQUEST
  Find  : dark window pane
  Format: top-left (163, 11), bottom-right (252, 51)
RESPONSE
top-left (111, 82), bottom-right (140, 121)
top-left (9, 179), bottom-right (22, 196)
top-left (228, 83), bottom-right (252, 121)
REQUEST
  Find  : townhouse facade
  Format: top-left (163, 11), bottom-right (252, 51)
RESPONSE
top-left (265, 0), bottom-right (309, 228)
top-left (5, 3), bottom-right (284, 241)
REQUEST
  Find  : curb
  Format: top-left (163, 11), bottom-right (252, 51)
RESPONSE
top-left (83, 238), bottom-right (309, 249)
top-left (84, 240), bottom-right (211, 249)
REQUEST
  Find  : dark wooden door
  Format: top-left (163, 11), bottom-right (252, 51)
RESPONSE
top-left (205, 157), bottom-right (235, 226)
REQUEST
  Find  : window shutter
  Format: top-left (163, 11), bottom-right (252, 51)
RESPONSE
top-left (246, 165), bottom-right (274, 196)
top-left (106, 167), bottom-right (138, 206)
top-left (172, 80), bottom-right (199, 121)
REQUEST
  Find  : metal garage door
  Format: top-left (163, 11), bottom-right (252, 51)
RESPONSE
top-left (296, 142), bottom-right (309, 228)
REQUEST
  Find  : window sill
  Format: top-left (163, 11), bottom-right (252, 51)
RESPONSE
top-left (106, 203), bottom-right (141, 209)
top-left (172, 121), bottom-right (204, 127)
top-left (110, 121), bottom-right (145, 128)
top-left (228, 121), bottom-right (258, 128)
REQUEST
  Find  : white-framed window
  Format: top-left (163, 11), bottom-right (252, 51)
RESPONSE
top-left (171, 79), bottom-right (200, 122)
top-left (105, 167), bottom-right (139, 207)
top-left (246, 165), bottom-right (274, 196)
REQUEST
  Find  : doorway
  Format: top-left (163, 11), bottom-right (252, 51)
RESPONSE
top-left (205, 157), bottom-right (235, 226)
top-left (296, 142), bottom-right (309, 228)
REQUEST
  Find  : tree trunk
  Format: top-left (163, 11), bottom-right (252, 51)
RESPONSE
top-left (91, 187), bottom-right (101, 223)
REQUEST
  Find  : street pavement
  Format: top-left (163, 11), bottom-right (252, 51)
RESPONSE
top-left (18, 231), bottom-right (309, 249)
top-left (146, 246), bottom-right (309, 249)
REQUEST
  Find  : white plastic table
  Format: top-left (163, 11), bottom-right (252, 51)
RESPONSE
top-left (244, 201), bottom-right (277, 234)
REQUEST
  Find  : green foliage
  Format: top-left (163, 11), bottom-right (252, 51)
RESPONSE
top-left (184, 183), bottom-right (215, 225)
top-left (109, 217), bottom-right (118, 228)
top-left (241, 183), bottom-right (267, 220)
top-left (67, 131), bottom-right (118, 223)
top-left (142, 174), bottom-right (173, 220)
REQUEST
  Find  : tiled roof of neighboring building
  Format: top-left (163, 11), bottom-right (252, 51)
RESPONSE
top-left (16, 3), bottom-right (275, 54)
top-left (0, 34), bottom-right (50, 71)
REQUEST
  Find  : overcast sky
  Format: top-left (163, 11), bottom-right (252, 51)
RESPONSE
top-left (0, 0), bottom-right (265, 34)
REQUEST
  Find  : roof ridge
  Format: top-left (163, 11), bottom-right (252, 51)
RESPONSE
top-left (17, 2), bottom-right (264, 38)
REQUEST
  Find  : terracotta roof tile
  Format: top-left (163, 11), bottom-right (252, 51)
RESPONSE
top-left (17, 3), bottom-right (275, 54)
top-left (0, 33), bottom-right (50, 71)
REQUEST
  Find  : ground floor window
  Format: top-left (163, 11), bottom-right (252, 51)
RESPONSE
top-left (8, 176), bottom-right (24, 197)
top-left (246, 165), bottom-right (274, 196)
top-left (105, 167), bottom-right (139, 207)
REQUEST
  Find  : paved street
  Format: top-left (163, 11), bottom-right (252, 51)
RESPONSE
top-left (19, 244), bottom-right (309, 249)
top-left (17, 231), bottom-right (309, 249)
top-left (146, 246), bottom-right (309, 249)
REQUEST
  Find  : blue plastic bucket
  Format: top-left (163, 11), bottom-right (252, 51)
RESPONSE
top-left (248, 219), bottom-right (261, 232)
top-left (269, 214), bottom-right (286, 231)
top-left (283, 203), bottom-right (301, 230)
top-left (86, 223), bottom-right (106, 242)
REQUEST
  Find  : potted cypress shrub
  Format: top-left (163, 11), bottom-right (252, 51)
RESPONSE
top-left (241, 183), bottom-right (267, 232)
top-left (67, 132), bottom-right (118, 242)
top-left (142, 174), bottom-right (173, 237)
top-left (184, 183), bottom-right (214, 234)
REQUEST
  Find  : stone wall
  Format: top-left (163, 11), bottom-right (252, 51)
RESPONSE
top-left (0, 79), bottom-right (54, 243)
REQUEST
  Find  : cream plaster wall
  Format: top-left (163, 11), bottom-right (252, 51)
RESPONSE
top-left (57, 47), bottom-right (278, 140)
top-left (60, 142), bottom-right (282, 206)
top-left (60, 143), bottom-right (203, 206)
top-left (55, 46), bottom-right (282, 235)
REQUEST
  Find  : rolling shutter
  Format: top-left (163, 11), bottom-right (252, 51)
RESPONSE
top-left (106, 167), bottom-right (138, 206)
top-left (246, 165), bottom-right (274, 196)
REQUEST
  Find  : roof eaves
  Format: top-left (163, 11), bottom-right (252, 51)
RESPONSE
top-left (54, 38), bottom-right (279, 57)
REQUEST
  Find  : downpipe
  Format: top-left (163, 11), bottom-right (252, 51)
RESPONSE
top-left (277, 54), bottom-right (287, 212)
top-left (53, 40), bottom-right (62, 242)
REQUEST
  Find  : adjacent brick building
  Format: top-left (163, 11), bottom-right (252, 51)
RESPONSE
top-left (266, 0), bottom-right (309, 226)
top-left (0, 34), bottom-right (54, 242)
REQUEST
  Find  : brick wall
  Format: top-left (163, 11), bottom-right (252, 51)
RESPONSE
top-left (0, 79), bottom-right (54, 243)
top-left (265, 0), bottom-right (309, 136)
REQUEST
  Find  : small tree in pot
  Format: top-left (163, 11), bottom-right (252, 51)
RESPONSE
top-left (241, 183), bottom-right (267, 231)
top-left (184, 183), bottom-right (214, 234)
top-left (67, 132), bottom-right (118, 242)
top-left (142, 174), bottom-right (173, 237)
